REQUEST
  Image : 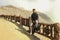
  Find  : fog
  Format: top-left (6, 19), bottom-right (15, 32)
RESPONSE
top-left (0, 0), bottom-right (60, 23)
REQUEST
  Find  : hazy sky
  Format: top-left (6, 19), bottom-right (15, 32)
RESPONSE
top-left (0, 0), bottom-right (51, 12)
top-left (0, 0), bottom-right (60, 23)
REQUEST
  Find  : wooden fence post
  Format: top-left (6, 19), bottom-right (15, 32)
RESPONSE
top-left (53, 23), bottom-right (59, 40)
top-left (20, 16), bottom-right (22, 26)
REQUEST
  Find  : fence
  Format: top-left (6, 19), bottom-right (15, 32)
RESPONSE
top-left (0, 15), bottom-right (59, 40)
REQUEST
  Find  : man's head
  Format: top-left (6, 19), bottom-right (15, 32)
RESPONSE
top-left (32, 9), bottom-right (36, 13)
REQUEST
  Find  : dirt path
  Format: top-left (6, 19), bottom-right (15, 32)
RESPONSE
top-left (0, 18), bottom-right (50, 40)
top-left (0, 18), bottom-right (30, 40)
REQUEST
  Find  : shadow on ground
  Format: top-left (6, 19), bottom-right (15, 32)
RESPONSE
top-left (10, 21), bottom-right (40, 40)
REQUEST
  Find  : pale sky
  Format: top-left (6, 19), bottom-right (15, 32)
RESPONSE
top-left (0, 0), bottom-right (50, 12)
top-left (0, 0), bottom-right (60, 23)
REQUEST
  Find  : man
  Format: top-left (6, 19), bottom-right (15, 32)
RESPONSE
top-left (30, 9), bottom-right (39, 35)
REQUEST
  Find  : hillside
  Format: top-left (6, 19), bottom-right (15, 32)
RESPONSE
top-left (0, 5), bottom-right (53, 23)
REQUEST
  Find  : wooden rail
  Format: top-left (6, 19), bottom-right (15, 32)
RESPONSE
top-left (0, 15), bottom-right (59, 40)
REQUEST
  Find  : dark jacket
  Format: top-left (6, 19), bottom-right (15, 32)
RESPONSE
top-left (31, 12), bottom-right (38, 21)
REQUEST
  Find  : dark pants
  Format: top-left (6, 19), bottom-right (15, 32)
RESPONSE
top-left (32, 23), bottom-right (39, 35)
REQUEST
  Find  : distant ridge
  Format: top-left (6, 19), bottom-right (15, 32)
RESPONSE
top-left (0, 5), bottom-right (32, 17)
top-left (0, 5), bottom-right (53, 23)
